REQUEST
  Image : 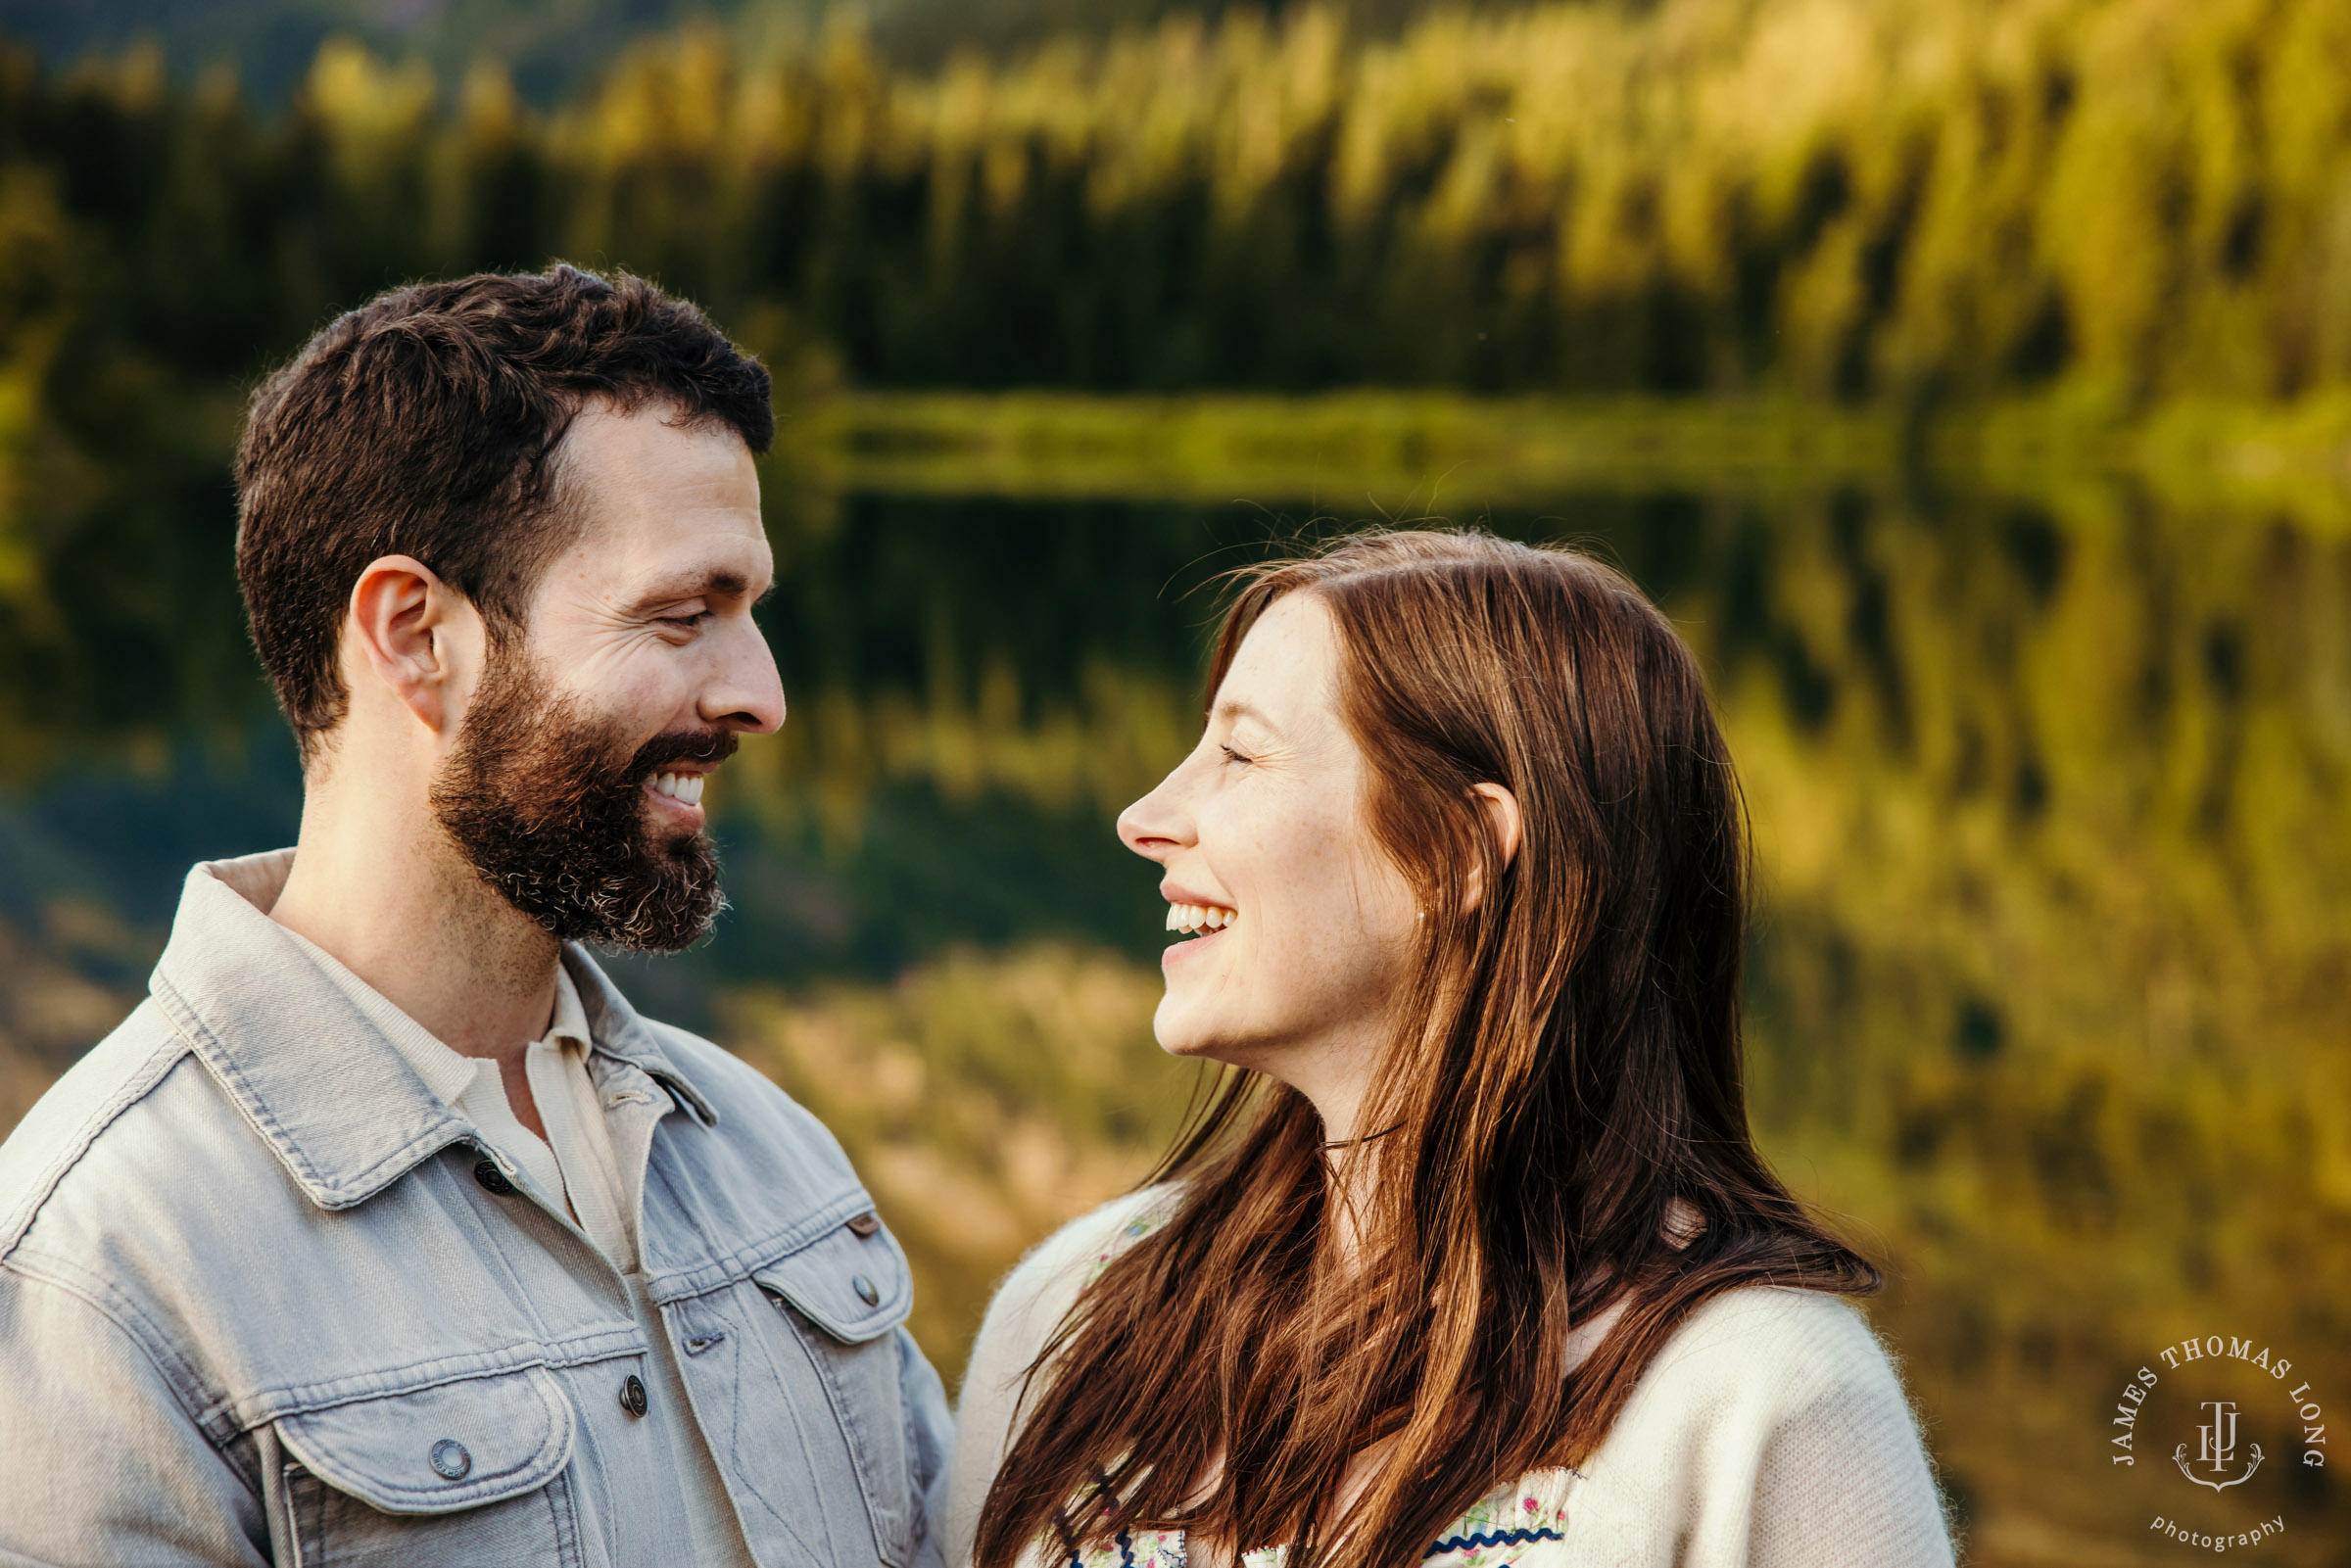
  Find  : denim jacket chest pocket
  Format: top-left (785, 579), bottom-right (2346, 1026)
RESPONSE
top-left (273, 1364), bottom-right (585, 1568)
top-left (746, 1219), bottom-right (919, 1566)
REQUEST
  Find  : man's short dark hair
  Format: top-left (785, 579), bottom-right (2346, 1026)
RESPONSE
top-left (234, 263), bottom-right (774, 761)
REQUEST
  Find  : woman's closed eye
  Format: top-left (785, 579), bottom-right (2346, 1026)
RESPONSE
top-left (1219, 743), bottom-right (1255, 766)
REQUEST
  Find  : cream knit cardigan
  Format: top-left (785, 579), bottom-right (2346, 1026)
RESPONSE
top-left (945, 1191), bottom-right (1956, 1568)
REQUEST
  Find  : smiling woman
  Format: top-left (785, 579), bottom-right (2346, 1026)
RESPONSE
top-left (948, 529), bottom-right (1954, 1568)
top-left (1120, 594), bottom-right (1423, 1146)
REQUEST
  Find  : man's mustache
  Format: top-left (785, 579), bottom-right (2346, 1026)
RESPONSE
top-left (625, 729), bottom-right (739, 778)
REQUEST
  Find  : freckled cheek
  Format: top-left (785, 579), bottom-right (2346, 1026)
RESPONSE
top-left (1228, 824), bottom-right (1346, 970)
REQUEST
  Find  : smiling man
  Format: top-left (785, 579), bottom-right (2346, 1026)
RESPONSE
top-left (0, 267), bottom-right (949, 1566)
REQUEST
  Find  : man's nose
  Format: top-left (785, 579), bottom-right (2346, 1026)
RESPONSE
top-left (701, 625), bottom-right (786, 734)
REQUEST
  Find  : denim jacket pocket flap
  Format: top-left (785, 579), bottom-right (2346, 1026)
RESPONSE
top-left (753, 1219), bottom-right (913, 1343)
top-left (275, 1364), bottom-right (577, 1515)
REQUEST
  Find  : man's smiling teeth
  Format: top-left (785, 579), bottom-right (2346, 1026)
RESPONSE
top-left (649, 772), bottom-right (706, 806)
top-left (1165, 902), bottom-right (1236, 935)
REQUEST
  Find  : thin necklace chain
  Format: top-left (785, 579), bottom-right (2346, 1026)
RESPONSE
top-left (1319, 1123), bottom-right (1402, 1152)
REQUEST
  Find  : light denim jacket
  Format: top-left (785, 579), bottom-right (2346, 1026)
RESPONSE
top-left (0, 854), bottom-right (952, 1567)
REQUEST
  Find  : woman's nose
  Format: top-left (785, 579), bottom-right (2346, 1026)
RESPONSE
top-left (1118, 774), bottom-right (1194, 860)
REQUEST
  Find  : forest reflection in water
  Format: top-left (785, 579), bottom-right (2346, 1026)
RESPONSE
top-left (2, 416), bottom-right (2347, 1562)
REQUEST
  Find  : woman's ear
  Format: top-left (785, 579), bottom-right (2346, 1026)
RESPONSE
top-left (1463, 782), bottom-right (1522, 911)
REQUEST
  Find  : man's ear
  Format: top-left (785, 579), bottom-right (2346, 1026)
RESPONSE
top-left (346, 555), bottom-right (478, 738)
top-left (1463, 782), bottom-right (1523, 912)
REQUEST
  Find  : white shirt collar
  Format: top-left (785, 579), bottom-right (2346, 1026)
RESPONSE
top-left (275, 924), bottom-right (591, 1112)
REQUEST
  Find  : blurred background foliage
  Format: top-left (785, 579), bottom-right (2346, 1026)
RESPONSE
top-left (1, 2), bottom-right (2349, 1563)
top-left (0, 0), bottom-right (1461, 107)
top-left (8, 0), bottom-right (2351, 400)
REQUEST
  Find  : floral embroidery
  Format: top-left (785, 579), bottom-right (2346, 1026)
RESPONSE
top-left (1061, 1471), bottom-right (1575, 1568)
top-left (1418, 1472), bottom-right (1573, 1564)
top-left (1066, 1527), bottom-right (1185, 1568)
top-left (1082, 1211), bottom-right (1165, 1286)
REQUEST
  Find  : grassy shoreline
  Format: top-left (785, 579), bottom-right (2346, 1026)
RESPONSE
top-left (782, 389), bottom-right (2351, 523)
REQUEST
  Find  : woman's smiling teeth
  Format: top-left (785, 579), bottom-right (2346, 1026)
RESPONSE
top-left (1166, 902), bottom-right (1236, 936)
top-left (649, 771), bottom-right (705, 806)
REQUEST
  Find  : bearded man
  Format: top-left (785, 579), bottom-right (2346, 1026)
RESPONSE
top-left (0, 266), bottom-right (950, 1566)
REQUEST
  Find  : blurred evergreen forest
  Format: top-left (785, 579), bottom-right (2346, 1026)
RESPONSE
top-left (0, 0), bottom-right (1523, 106)
top-left (1, 0), bottom-right (2350, 408)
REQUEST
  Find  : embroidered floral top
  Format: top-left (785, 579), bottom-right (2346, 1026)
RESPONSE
top-left (945, 1191), bottom-right (1955, 1568)
top-left (1053, 1212), bottom-right (1569, 1567)
top-left (1059, 1469), bottom-right (1578, 1568)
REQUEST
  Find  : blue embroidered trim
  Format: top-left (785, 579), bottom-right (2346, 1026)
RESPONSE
top-left (1067, 1513), bottom-right (1561, 1563)
top-left (1424, 1526), bottom-right (1567, 1557)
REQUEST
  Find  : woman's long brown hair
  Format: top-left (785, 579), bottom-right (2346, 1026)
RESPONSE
top-left (974, 529), bottom-right (1877, 1568)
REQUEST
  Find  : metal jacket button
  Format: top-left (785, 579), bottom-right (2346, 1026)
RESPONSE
top-left (619, 1373), bottom-right (648, 1418)
top-left (851, 1273), bottom-right (880, 1307)
top-left (430, 1440), bottom-right (471, 1480)
top-left (472, 1161), bottom-right (517, 1197)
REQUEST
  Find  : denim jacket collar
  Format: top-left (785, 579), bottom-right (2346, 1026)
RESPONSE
top-left (560, 944), bottom-right (719, 1127)
top-left (148, 849), bottom-right (713, 1212)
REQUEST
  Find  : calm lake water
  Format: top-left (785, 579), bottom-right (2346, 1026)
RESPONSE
top-left (2, 419), bottom-right (2346, 1564)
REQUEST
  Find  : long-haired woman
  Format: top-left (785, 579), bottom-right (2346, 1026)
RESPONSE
top-left (946, 530), bottom-right (1953, 1568)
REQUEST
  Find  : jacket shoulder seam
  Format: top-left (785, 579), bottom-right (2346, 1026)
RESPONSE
top-left (0, 1014), bottom-right (192, 1259)
top-left (1, 1248), bottom-right (236, 1452)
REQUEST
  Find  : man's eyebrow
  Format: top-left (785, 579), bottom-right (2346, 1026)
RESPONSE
top-left (624, 568), bottom-right (761, 612)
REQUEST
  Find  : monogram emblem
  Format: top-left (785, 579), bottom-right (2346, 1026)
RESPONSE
top-left (2173, 1400), bottom-right (2263, 1492)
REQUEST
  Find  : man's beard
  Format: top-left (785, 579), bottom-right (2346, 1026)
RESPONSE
top-left (430, 648), bottom-right (737, 953)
